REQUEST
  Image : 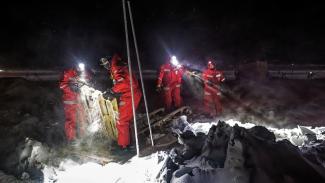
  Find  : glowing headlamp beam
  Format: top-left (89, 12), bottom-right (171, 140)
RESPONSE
top-left (171, 56), bottom-right (179, 67)
top-left (78, 63), bottom-right (85, 72)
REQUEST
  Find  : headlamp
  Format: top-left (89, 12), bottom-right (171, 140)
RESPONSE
top-left (78, 63), bottom-right (85, 72)
top-left (171, 56), bottom-right (180, 67)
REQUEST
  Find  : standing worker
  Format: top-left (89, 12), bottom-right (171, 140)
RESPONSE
top-left (202, 60), bottom-right (225, 116)
top-left (100, 54), bottom-right (142, 150)
top-left (156, 55), bottom-right (185, 111)
top-left (59, 63), bottom-right (88, 142)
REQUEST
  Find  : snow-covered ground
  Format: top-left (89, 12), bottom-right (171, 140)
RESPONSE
top-left (39, 118), bottom-right (325, 183)
top-left (43, 152), bottom-right (168, 183)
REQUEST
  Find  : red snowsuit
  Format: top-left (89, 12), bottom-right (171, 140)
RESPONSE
top-left (110, 55), bottom-right (142, 148)
top-left (202, 68), bottom-right (225, 116)
top-left (59, 69), bottom-right (85, 141)
top-left (157, 63), bottom-right (184, 110)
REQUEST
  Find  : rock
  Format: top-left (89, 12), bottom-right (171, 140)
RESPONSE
top-left (200, 122), bottom-right (231, 168)
top-left (19, 138), bottom-right (35, 163)
top-left (161, 120), bottom-right (325, 183)
top-left (299, 126), bottom-right (317, 144)
top-left (0, 170), bottom-right (22, 183)
top-left (21, 172), bottom-right (30, 180)
top-left (172, 115), bottom-right (194, 133)
top-left (248, 126), bottom-right (276, 142)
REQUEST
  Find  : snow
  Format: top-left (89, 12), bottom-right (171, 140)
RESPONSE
top-left (41, 118), bottom-right (325, 183)
top-left (44, 152), bottom-right (168, 183)
top-left (190, 118), bottom-right (325, 146)
top-left (189, 119), bottom-right (255, 134)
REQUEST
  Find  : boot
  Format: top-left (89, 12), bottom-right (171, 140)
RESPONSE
top-left (111, 145), bottom-right (136, 156)
top-left (126, 144), bottom-right (136, 152)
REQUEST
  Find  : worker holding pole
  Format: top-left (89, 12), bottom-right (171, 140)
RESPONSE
top-left (202, 60), bottom-right (225, 116)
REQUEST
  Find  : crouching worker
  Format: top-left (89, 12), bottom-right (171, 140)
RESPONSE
top-left (100, 54), bottom-right (142, 151)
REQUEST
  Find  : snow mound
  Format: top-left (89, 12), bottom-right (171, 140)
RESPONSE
top-left (189, 118), bottom-right (325, 146)
top-left (44, 152), bottom-right (168, 183)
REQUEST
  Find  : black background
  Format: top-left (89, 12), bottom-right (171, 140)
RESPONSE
top-left (0, 0), bottom-right (324, 69)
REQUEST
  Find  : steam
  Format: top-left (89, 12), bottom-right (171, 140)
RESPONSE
top-left (219, 79), bottom-right (325, 128)
top-left (182, 71), bottom-right (325, 129)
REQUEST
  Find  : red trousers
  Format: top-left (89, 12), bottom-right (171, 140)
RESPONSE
top-left (203, 86), bottom-right (222, 116)
top-left (63, 103), bottom-right (85, 141)
top-left (162, 84), bottom-right (182, 111)
top-left (117, 91), bottom-right (142, 148)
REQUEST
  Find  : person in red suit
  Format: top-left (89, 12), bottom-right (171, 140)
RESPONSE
top-left (156, 56), bottom-right (185, 111)
top-left (100, 54), bottom-right (142, 149)
top-left (202, 60), bottom-right (225, 116)
top-left (59, 65), bottom-right (87, 141)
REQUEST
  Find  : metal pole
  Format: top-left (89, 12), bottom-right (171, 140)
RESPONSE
top-left (127, 1), bottom-right (154, 146)
top-left (122, 0), bottom-right (140, 156)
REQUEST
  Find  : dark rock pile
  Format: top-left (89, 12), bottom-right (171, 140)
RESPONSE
top-left (0, 78), bottom-right (65, 182)
top-left (159, 120), bottom-right (325, 183)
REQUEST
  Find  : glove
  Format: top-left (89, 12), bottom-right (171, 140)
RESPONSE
top-left (102, 90), bottom-right (112, 100)
top-left (186, 70), bottom-right (197, 76)
top-left (207, 82), bottom-right (214, 87)
top-left (103, 89), bottom-right (121, 100)
top-left (190, 71), bottom-right (197, 76)
top-left (156, 85), bottom-right (162, 92)
top-left (69, 83), bottom-right (80, 93)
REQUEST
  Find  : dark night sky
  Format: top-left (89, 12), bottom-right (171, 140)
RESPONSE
top-left (0, 0), bottom-right (325, 70)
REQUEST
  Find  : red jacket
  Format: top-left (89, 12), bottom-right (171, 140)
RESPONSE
top-left (110, 54), bottom-right (141, 95)
top-left (59, 69), bottom-right (79, 101)
top-left (157, 63), bottom-right (184, 87)
top-left (202, 68), bottom-right (225, 89)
